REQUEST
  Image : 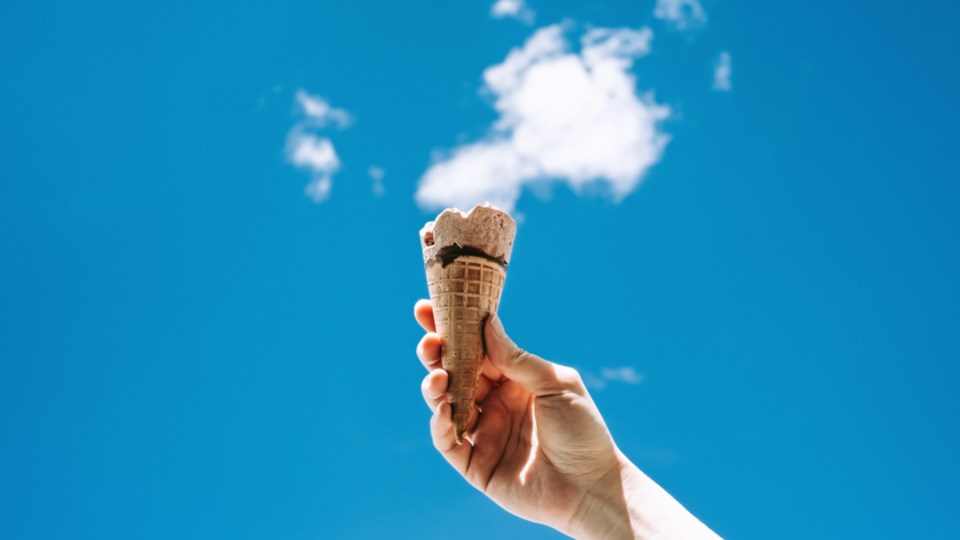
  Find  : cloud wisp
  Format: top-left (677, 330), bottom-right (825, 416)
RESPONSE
top-left (490, 0), bottom-right (535, 25)
top-left (286, 131), bottom-right (340, 202)
top-left (416, 24), bottom-right (670, 213)
top-left (713, 51), bottom-right (732, 92)
top-left (653, 0), bottom-right (707, 30)
top-left (286, 90), bottom-right (351, 202)
top-left (295, 90), bottom-right (353, 129)
top-left (583, 366), bottom-right (646, 390)
top-left (369, 165), bottom-right (386, 196)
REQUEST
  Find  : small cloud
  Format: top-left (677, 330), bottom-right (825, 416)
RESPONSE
top-left (713, 51), bottom-right (732, 92)
top-left (295, 90), bottom-right (353, 129)
top-left (287, 132), bottom-right (340, 173)
top-left (286, 131), bottom-right (340, 202)
top-left (369, 165), bottom-right (386, 196)
top-left (286, 90), bottom-right (351, 203)
top-left (583, 366), bottom-right (646, 390)
top-left (600, 366), bottom-right (645, 384)
top-left (416, 24), bottom-right (669, 213)
top-left (305, 176), bottom-right (332, 203)
top-left (491, 0), bottom-right (535, 25)
top-left (581, 27), bottom-right (654, 69)
top-left (653, 0), bottom-right (707, 30)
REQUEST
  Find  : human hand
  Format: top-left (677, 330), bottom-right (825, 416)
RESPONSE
top-left (414, 299), bottom-right (721, 539)
top-left (414, 299), bottom-right (625, 537)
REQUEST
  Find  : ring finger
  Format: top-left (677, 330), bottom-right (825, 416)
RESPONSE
top-left (421, 369), bottom-right (496, 411)
top-left (416, 333), bottom-right (442, 371)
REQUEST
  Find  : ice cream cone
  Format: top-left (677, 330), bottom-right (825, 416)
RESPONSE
top-left (420, 205), bottom-right (516, 444)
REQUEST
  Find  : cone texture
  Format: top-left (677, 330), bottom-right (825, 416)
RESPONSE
top-left (426, 255), bottom-right (506, 444)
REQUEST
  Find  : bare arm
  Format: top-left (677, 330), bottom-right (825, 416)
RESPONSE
top-left (414, 300), bottom-right (720, 539)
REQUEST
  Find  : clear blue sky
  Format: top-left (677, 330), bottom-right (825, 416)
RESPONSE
top-left (2, 1), bottom-right (959, 538)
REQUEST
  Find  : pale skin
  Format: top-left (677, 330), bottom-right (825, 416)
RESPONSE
top-left (415, 299), bottom-right (721, 540)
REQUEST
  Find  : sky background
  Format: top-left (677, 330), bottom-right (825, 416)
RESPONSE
top-left (2, 1), bottom-right (959, 538)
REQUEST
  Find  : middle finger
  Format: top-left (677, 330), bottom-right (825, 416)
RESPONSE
top-left (416, 333), bottom-right (442, 371)
top-left (421, 370), bottom-right (496, 412)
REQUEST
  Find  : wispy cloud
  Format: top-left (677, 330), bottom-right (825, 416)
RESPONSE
top-left (286, 130), bottom-right (339, 202)
top-left (601, 366), bottom-right (645, 384)
top-left (295, 90), bottom-right (353, 129)
top-left (490, 0), bottom-right (535, 25)
top-left (583, 366), bottom-right (646, 390)
top-left (713, 51), bottom-right (732, 92)
top-left (416, 24), bottom-right (669, 213)
top-left (653, 0), bottom-right (707, 30)
top-left (286, 90), bottom-right (351, 202)
top-left (368, 165), bottom-right (386, 196)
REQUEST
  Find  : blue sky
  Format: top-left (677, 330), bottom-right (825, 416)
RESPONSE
top-left (2, 1), bottom-right (959, 538)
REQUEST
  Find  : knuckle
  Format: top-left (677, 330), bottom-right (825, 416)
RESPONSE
top-left (417, 333), bottom-right (440, 362)
top-left (555, 366), bottom-right (586, 393)
top-left (509, 347), bottom-right (532, 367)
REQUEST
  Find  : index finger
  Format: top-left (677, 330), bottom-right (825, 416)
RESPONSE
top-left (414, 299), bottom-right (436, 333)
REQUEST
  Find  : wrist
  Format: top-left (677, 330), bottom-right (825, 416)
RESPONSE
top-left (564, 455), bottom-right (631, 540)
top-left (567, 451), bottom-right (720, 540)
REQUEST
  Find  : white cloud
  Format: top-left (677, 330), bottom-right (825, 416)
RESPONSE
top-left (583, 366), bottom-right (646, 390)
top-left (600, 366), bottom-right (645, 384)
top-left (416, 24), bottom-right (669, 213)
top-left (288, 132), bottom-right (340, 173)
top-left (305, 176), bottom-right (332, 202)
top-left (286, 90), bottom-right (351, 203)
top-left (369, 165), bottom-right (386, 196)
top-left (654, 0), bottom-right (707, 30)
top-left (295, 90), bottom-right (353, 129)
top-left (581, 27), bottom-right (656, 69)
top-left (286, 130), bottom-right (340, 202)
top-left (491, 0), bottom-right (535, 25)
top-left (713, 51), bottom-right (732, 92)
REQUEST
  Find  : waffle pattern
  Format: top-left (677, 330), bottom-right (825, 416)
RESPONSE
top-left (426, 255), bottom-right (506, 443)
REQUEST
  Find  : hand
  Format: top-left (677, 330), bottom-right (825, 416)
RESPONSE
top-left (415, 299), bottom-right (622, 536)
top-left (414, 300), bottom-right (721, 539)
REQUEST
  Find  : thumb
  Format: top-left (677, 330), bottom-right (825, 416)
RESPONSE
top-left (485, 314), bottom-right (570, 396)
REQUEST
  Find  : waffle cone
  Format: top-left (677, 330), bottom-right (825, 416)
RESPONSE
top-left (426, 255), bottom-right (506, 444)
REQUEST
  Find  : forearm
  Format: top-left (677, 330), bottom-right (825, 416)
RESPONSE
top-left (568, 452), bottom-right (720, 540)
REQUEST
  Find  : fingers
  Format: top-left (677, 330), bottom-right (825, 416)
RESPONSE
top-left (431, 402), bottom-right (470, 452)
top-left (414, 299), bottom-right (436, 333)
top-left (430, 401), bottom-right (472, 472)
top-left (422, 368), bottom-right (489, 457)
top-left (431, 401), bottom-right (457, 449)
top-left (473, 375), bottom-right (494, 407)
top-left (417, 331), bottom-right (503, 388)
top-left (421, 369), bottom-right (448, 410)
top-left (484, 314), bottom-right (586, 397)
top-left (415, 297), bottom-right (503, 380)
top-left (421, 369), bottom-right (495, 412)
top-left (416, 333), bottom-right (442, 371)
top-left (481, 356), bottom-right (504, 383)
